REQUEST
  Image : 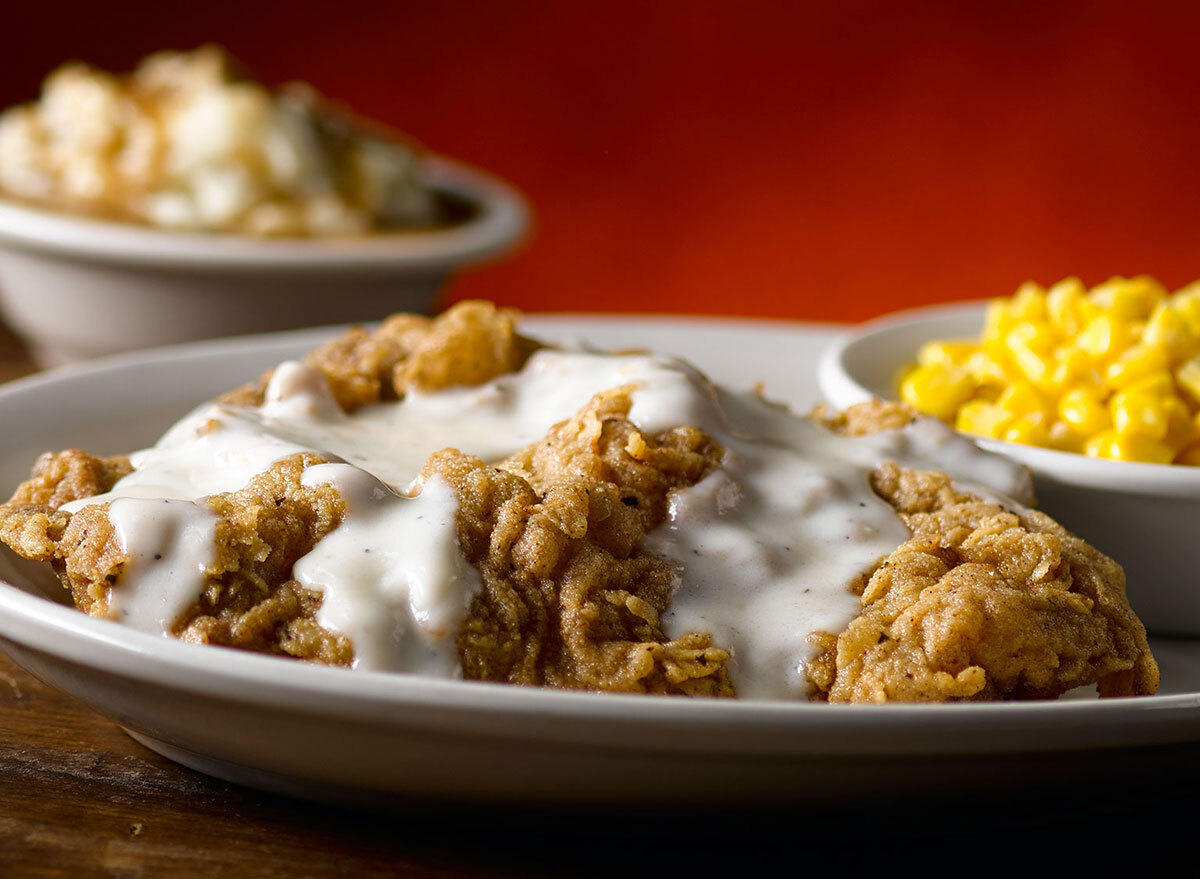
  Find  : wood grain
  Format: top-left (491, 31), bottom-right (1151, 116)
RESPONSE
top-left (0, 651), bottom-right (564, 878)
top-left (0, 320), bottom-right (34, 384)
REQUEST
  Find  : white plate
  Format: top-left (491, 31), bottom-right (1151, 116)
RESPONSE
top-left (1, 316), bottom-right (1199, 806)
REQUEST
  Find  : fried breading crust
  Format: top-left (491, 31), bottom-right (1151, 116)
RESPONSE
top-left (220, 299), bottom-right (541, 412)
top-left (5, 448), bottom-right (132, 508)
top-left (807, 401), bottom-right (1159, 701)
top-left (811, 399), bottom-right (916, 436)
top-left (0, 451), bottom-right (354, 662)
top-left (178, 453), bottom-right (353, 663)
top-left (429, 387), bottom-right (731, 694)
top-left (0, 449), bottom-right (133, 612)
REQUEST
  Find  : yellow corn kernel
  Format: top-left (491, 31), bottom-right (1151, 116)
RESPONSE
top-left (1143, 302), bottom-right (1198, 365)
top-left (964, 349), bottom-right (1010, 385)
top-left (1132, 273), bottom-right (1170, 299)
top-left (1046, 277), bottom-right (1088, 336)
top-left (1012, 346), bottom-right (1055, 386)
top-left (1047, 419), bottom-right (1085, 453)
top-left (1110, 388), bottom-right (1169, 440)
top-left (1009, 281), bottom-right (1047, 322)
top-left (973, 382), bottom-right (1005, 403)
top-left (1123, 435), bottom-right (1175, 464)
top-left (982, 334), bottom-right (1016, 372)
top-left (1090, 275), bottom-right (1166, 321)
top-left (1075, 314), bottom-right (1130, 363)
top-left (1002, 412), bottom-right (1050, 446)
top-left (1172, 284), bottom-right (1200, 335)
top-left (995, 382), bottom-right (1049, 419)
top-left (955, 400), bottom-right (1011, 439)
top-left (1123, 371), bottom-right (1175, 399)
top-left (1058, 387), bottom-right (1110, 436)
top-left (899, 362), bottom-right (975, 421)
top-left (1046, 348), bottom-right (1100, 395)
top-left (1176, 353), bottom-right (1200, 404)
top-left (1077, 296), bottom-right (1103, 325)
top-left (1163, 397), bottom-right (1197, 452)
top-left (1120, 436), bottom-right (1175, 464)
top-left (1005, 320), bottom-right (1056, 354)
top-left (1085, 430), bottom-right (1173, 464)
top-left (982, 299), bottom-right (1012, 344)
top-left (917, 340), bottom-right (976, 368)
top-left (1085, 430), bottom-right (1120, 459)
top-left (1104, 344), bottom-right (1170, 390)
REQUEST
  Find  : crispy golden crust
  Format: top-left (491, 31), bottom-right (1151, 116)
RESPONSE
top-left (0, 451), bottom-right (353, 661)
top-left (0, 502), bottom-right (69, 564)
top-left (220, 300), bottom-right (541, 412)
top-left (429, 388), bottom-right (730, 694)
top-left (811, 399), bottom-right (917, 436)
top-left (6, 449), bottom-right (132, 508)
top-left (806, 402), bottom-right (1159, 701)
top-left (0, 449), bottom-right (133, 614)
top-left (177, 453), bottom-right (352, 663)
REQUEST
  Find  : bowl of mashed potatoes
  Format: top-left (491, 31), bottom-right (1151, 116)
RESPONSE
top-left (0, 47), bottom-right (528, 364)
top-left (817, 276), bottom-right (1200, 637)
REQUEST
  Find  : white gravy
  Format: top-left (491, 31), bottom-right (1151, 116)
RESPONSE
top-left (104, 497), bottom-right (218, 633)
top-left (61, 348), bottom-right (1030, 695)
top-left (293, 465), bottom-right (480, 676)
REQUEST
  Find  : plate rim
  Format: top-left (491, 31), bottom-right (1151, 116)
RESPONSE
top-left (0, 315), bottom-right (1197, 763)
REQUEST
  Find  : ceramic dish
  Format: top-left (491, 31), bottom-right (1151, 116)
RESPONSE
top-left (817, 302), bottom-right (1200, 637)
top-left (0, 156), bottom-right (528, 366)
top-left (2, 316), bottom-right (1199, 807)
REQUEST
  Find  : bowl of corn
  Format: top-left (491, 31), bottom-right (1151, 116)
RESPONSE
top-left (817, 275), bottom-right (1200, 635)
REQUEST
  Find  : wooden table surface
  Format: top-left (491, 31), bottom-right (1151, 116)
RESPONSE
top-left (1, 321), bottom-right (1199, 876)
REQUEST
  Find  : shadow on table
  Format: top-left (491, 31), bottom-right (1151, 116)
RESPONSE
top-left (5, 734), bottom-right (1195, 876)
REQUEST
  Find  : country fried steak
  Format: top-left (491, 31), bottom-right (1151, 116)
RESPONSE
top-left (0, 302), bottom-right (1159, 701)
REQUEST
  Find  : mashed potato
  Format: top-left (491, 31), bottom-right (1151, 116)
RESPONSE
top-left (0, 46), bottom-right (440, 235)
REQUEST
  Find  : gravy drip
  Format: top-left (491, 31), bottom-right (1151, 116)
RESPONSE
top-left (293, 465), bottom-right (480, 675)
top-left (645, 387), bottom-right (1031, 699)
top-left (104, 497), bottom-right (218, 634)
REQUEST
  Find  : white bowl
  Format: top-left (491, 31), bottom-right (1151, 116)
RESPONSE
top-left (818, 301), bottom-right (1200, 636)
top-left (0, 156), bottom-right (529, 365)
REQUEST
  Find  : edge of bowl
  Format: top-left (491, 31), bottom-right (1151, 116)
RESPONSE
top-left (817, 300), bottom-right (1200, 498)
top-left (0, 155), bottom-right (530, 273)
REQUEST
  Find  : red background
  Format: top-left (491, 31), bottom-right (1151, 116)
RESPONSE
top-left (4, 1), bottom-right (1200, 323)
